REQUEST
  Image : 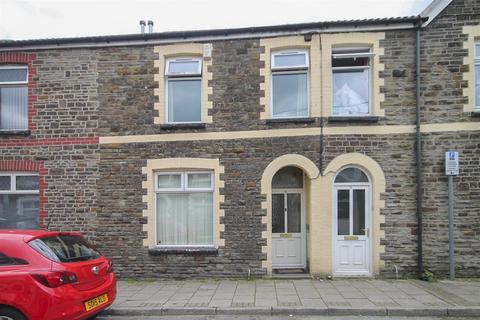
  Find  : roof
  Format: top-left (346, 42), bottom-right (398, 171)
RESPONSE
top-left (420, 0), bottom-right (454, 26)
top-left (0, 16), bottom-right (427, 51)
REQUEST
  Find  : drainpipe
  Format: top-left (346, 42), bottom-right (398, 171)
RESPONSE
top-left (415, 19), bottom-right (424, 278)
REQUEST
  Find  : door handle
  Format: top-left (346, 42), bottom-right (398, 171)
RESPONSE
top-left (362, 228), bottom-right (369, 237)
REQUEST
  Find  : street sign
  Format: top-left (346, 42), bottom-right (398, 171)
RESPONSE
top-left (445, 151), bottom-right (459, 176)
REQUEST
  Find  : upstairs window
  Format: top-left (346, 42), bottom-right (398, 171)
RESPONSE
top-left (332, 48), bottom-right (373, 116)
top-left (271, 50), bottom-right (309, 118)
top-left (0, 173), bottom-right (39, 229)
top-left (165, 57), bottom-right (202, 123)
top-left (0, 66), bottom-right (28, 131)
top-left (475, 42), bottom-right (479, 109)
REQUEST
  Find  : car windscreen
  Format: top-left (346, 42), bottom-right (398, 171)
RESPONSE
top-left (29, 235), bottom-right (101, 263)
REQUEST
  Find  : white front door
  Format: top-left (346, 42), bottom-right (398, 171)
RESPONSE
top-left (333, 186), bottom-right (371, 276)
top-left (272, 190), bottom-right (306, 269)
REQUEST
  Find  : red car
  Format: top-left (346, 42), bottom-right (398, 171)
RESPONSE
top-left (0, 230), bottom-right (116, 320)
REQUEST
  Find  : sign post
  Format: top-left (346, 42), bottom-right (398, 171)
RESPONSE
top-left (445, 151), bottom-right (459, 280)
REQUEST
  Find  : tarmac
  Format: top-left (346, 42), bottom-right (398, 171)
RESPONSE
top-left (103, 278), bottom-right (480, 317)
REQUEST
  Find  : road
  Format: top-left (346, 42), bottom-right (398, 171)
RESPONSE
top-left (96, 316), bottom-right (476, 320)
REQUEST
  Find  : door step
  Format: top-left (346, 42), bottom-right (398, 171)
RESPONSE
top-left (272, 268), bottom-right (311, 279)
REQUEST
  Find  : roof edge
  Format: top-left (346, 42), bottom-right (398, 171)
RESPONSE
top-left (0, 16), bottom-right (426, 51)
top-left (420, 0), bottom-right (453, 26)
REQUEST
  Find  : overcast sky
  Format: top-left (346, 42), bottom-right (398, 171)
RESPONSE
top-left (0, 0), bottom-right (433, 40)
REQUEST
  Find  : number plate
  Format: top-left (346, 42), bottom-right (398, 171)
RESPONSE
top-left (85, 293), bottom-right (109, 311)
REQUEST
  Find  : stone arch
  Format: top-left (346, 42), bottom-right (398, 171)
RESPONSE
top-left (260, 154), bottom-right (319, 274)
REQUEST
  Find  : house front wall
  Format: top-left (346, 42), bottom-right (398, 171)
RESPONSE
top-left (1, 0), bottom-right (479, 278)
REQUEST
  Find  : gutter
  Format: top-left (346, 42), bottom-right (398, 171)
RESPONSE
top-left (415, 20), bottom-right (424, 278)
top-left (0, 17), bottom-right (428, 51)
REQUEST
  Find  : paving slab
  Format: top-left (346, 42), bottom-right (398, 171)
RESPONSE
top-left (104, 278), bottom-right (480, 317)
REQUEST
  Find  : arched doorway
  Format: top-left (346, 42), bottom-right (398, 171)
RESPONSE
top-left (271, 166), bottom-right (306, 270)
top-left (333, 167), bottom-right (372, 276)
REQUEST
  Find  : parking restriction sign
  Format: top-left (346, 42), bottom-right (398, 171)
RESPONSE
top-left (445, 151), bottom-right (459, 176)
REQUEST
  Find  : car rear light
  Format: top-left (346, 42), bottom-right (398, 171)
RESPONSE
top-left (107, 259), bottom-right (114, 273)
top-left (32, 271), bottom-right (78, 288)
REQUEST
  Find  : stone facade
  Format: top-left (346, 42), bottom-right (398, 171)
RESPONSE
top-left (0, 0), bottom-right (479, 278)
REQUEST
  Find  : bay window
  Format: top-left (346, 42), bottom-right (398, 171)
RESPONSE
top-left (332, 48), bottom-right (373, 116)
top-left (165, 57), bottom-right (202, 123)
top-left (0, 66), bottom-right (28, 131)
top-left (0, 173), bottom-right (39, 229)
top-left (155, 171), bottom-right (213, 246)
top-left (271, 50), bottom-right (309, 118)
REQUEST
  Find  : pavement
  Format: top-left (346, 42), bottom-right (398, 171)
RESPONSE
top-left (102, 278), bottom-right (480, 317)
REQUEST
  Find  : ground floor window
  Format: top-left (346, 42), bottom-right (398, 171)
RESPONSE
top-left (0, 173), bottom-right (39, 229)
top-left (155, 171), bottom-right (213, 246)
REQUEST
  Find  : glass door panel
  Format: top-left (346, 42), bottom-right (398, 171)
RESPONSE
top-left (352, 189), bottom-right (366, 235)
top-left (272, 194), bottom-right (285, 233)
top-left (286, 193), bottom-right (301, 233)
top-left (337, 189), bottom-right (350, 235)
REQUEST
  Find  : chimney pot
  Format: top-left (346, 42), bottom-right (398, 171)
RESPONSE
top-left (139, 20), bottom-right (146, 34)
top-left (147, 20), bottom-right (154, 33)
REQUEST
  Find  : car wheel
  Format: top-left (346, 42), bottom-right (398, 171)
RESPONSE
top-left (0, 307), bottom-right (26, 320)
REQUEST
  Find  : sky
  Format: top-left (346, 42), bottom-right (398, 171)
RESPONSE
top-left (0, 0), bottom-right (434, 40)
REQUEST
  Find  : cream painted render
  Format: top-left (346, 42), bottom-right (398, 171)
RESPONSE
top-left (100, 122), bottom-right (480, 145)
top-left (260, 153), bottom-right (385, 276)
top-left (141, 158), bottom-right (225, 248)
top-left (320, 32), bottom-right (385, 117)
top-left (259, 35), bottom-right (322, 119)
top-left (154, 43), bottom-right (213, 124)
top-left (463, 25), bottom-right (480, 112)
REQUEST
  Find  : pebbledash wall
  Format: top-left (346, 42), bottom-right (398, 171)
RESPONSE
top-left (0, 0), bottom-right (479, 278)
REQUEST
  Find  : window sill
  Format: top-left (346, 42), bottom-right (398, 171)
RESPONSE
top-left (471, 111), bottom-right (480, 118)
top-left (265, 117), bottom-right (315, 124)
top-left (0, 130), bottom-right (30, 136)
top-left (160, 123), bottom-right (206, 130)
top-left (148, 246), bottom-right (218, 255)
top-left (328, 116), bottom-right (380, 123)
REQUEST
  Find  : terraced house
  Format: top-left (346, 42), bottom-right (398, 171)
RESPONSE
top-left (0, 0), bottom-right (479, 279)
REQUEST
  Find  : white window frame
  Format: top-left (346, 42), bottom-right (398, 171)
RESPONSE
top-left (475, 42), bottom-right (480, 109)
top-left (0, 172), bottom-right (39, 195)
top-left (0, 66), bottom-right (29, 131)
top-left (270, 50), bottom-right (310, 119)
top-left (154, 170), bottom-right (214, 248)
top-left (331, 48), bottom-right (374, 117)
top-left (0, 65), bottom-right (28, 85)
top-left (165, 57), bottom-right (203, 124)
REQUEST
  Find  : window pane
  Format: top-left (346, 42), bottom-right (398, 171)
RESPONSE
top-left (333, 69), bottom-right (369, 116)
top-left (337, 190), bottom-right (350, 235)
top-left (187, 173), bottom-right (212, 189)
top-left (0, 176), bottom-right (10, 191)
top-left (272, 73), bottom-right (308, 118)
top-left (272, 166), bottom-right (303, 188)
top-left (353, 189), bottom-right (366, 235)
top-left (476, 43), bottom-right (480, 57)
top-left (272, 194), bottom-right (285, 233)
top-left (0, 68), bottom-right (27, 83)
top-left (476, 64), bottom-right (480, 107)
top-left (29, 235), bottom-right (101, 263)
top-left (0, 194), bottom-right (39, 229)
top-left (335, 168), bottom-right (369, 183)
top-left (168, 60), bottom-right (200, 74)
top-left (273, 53), bottom-right (307, 68)
top-left (0, 87), bottom-right (28, 130)
top-left (287, 193), bottom-right (301, 233)
top-left (157, 174), bottom-right (182, 189)
top-left (167, 79), bottom-right (201, 122)
top-left (332, 56), bottom-right (370, 68)
top-left (156, 193), bottom-right (213, 246)
top-left (16, 175), bottom-right (39, 191)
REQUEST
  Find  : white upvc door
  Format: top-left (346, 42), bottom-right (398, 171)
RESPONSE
top-left (333, 185), bottom-right (371, 276)
top-left (272, 189), bottom-right (306, 269)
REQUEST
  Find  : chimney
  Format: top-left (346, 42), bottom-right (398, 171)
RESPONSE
top-left (139, 20), bottom-right (146, 34)
top-left (147, 20), bottom-right (154, 33)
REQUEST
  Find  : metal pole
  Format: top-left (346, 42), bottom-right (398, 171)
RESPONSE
top-left (448, 175), bottom-right (455, 280)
